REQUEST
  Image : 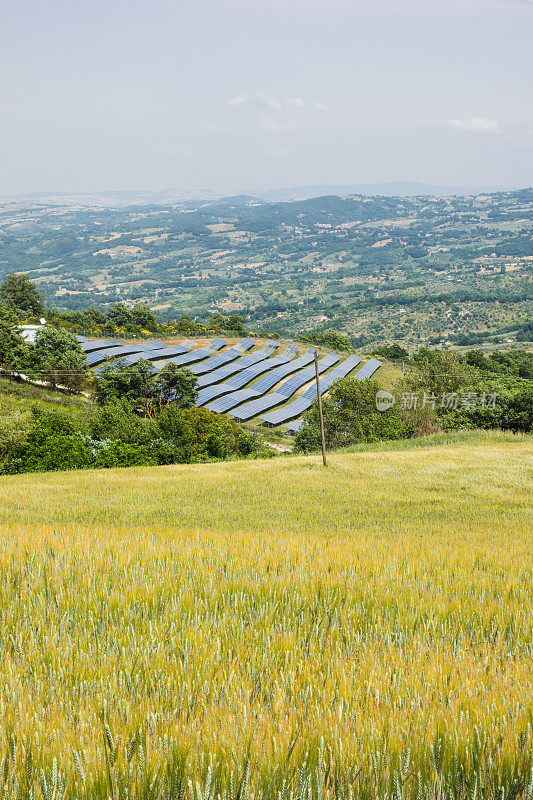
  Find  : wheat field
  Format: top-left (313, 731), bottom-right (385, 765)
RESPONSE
top-left (0, 432), bottom-right (531, 800)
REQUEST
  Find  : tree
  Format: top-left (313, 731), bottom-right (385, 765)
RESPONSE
top-left (31, 328), bottom-right (88, 391)
top-left (295, 378), bottom-right (409, 452)
top-left (93, 359), bottom-right (155, 409)
top-left (0, 273), bottom-right (45, 318)
top-left (372, 343), bottom-right (409, 362)
top-left (406, 349), bottom-right (479, 395)
top-left (0, 303), bottom-right (31, 369)
top-left (152, 363), bottom-right (198, 412)
top-left (225, 314), bottom-right (247, 334)
top-left (83, 307), bottom-right (106, 326)
top-left (106, 303), bottom-right (132, 329)
top-left (207, 312), bottom-right (227, 330)
top-left (93, 359), bottom-right (198, 416)
top-left (130, 305), bottom-right (159, 332)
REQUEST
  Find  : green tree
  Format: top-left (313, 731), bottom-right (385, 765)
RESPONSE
top-left (295, 378), bottom-right (410, 452)
top-left (0, 303), bottom-right (31, 369)
top-left (106, 303), bottom-right (132, 329)
top-left (130, 305), bottom-right (159, 332)
top-left (207, 312), bottom-right (227, 330)
top-left (225, 314), bottom-right (247, 334)
top-left (31, 328), bottom-right (88, 391)
top-left (0, 273), bottom-right (45, 318)
top-left (152, 363), bottom-right (198, 412)
top-left (93, 359), bottom-right (155, 409)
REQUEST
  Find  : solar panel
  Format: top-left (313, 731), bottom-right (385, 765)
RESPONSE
top-left (188, 338), bottom-right (255, 375)
top-left (196, 341), bottom-right (279, 388)
top-left (284, 419), bottom-right (303, 434)
top-left (282, 357), bottom-right (382, 433)
top-left (80, 338), bottom-right (127, 353)
top-left (260, 355), bottom-right (362, 426)
top-left (198, 346), bottom-right (299, 409)
top-left (86, 341), bottom-right (167, 367)
top-left (76, 335), bottom-right (91, 342)
top-left (118, 339), bottom-right (196, 366)
top-left (230, 351), bottom-right (339, 421)
top-left (349, 357), bottom-right (382, 380)
top-left (154, 338), bottom-right (226, 370)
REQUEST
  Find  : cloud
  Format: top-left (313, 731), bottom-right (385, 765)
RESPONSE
top-left (228, 93), bottom-right (247, 106)
top-left (197, 123), bottom-right (229, 132)
top-left (256, 92), bottom-right (283, 110)
top-left (259, 118), bottom-right (295, 132)
top-left (228, 92), bottom-right (328, 111)
top-left (448, 117), bottom-right (500, 132)
top-left (287, 97), bottom-right (329, 110)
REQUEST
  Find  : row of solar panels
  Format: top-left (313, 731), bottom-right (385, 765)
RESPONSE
top-left (81, 337), bottom-right (382, 426)
top-left (282, 357), bottom-right (383, 432)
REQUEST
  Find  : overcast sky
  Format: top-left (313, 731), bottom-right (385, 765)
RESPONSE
top-left (1, 0), bottom-right (532, 195)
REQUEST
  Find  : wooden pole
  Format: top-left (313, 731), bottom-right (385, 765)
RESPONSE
top-left (314, 350), bottom-right (327, 467)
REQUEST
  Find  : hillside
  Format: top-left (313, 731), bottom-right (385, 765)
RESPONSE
top-left (1, 189), bottom-right (531, 349)
top-left (0, 432), bottom-right (531, 800)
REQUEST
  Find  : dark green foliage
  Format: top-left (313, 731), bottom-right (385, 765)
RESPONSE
top-left (0, 396), bottom-right (262, 474)
top-left (372, 343), bottom-right (409, 361)
top-left (93, 359), bottom-right (158, 409)
top-left (31, 328), bottom-right (88, 390)
top-left (0, 303), bottom-right (32, 370)
top-left (93, 361), bottom-right (198, 413)
top-left (225, 314), bottom-right (247, 334)
top-left (300, 330), bottom-right (353, 352)
top-left (154, 362), bottom-right (199, 410)
top-left (0, 273), bottom-right (45, 318)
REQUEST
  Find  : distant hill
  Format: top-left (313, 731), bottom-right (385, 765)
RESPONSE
top-left (255, 181), bottom-right (510, 201)
top-left (0, 182), bottom-right (516, 209)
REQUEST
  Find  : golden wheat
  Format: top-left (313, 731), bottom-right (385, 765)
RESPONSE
top-left (0, 433), bottom-right (531, 800)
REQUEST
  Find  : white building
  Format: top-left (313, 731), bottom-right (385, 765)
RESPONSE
top-left (18, 321), bottom-right (46, 343)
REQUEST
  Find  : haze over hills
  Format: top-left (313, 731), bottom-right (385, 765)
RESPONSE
top-left (0, 181), bottom-right (516, 209)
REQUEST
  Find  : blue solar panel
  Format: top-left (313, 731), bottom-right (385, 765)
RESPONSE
top-left (282, 358), bottom-right (382, 433)
top-left (348, 357), bottom-right (382, 380)
top-left (117, 339), bottom-right (196, 367)
top-left (86, 341), bottom-right (167, 367)
top-left (229, 351), bottom-right (339, 421)
top-left (197, 341), bottom-right (279, 388)
top-left (155, 338), bottom-right (226, 370)
top-left (188, 338), bottom-right (255, 375)
top-left (261, 355), bottom-right (375, 426)
top-left (284, 419), bottom-right (303, 434)
top-left (76, 335), bottom-right (90, 342)
top-left (198, 346), bottom-right (299, 409)
top-left (80, 338), bottom-right (127, 353)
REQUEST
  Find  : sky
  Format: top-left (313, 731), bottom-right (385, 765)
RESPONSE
top-left (0, 0), bottom-right (532, 195)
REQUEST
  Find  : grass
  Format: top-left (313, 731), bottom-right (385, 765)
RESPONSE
top-left (0, 431), bottom-right (531, 800)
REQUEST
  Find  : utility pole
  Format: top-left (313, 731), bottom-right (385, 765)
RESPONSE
top-left (314, 350), bottom-right (327, 467)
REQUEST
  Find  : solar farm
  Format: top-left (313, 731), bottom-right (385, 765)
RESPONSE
top-left (81, 337), bottom-right (383, 429)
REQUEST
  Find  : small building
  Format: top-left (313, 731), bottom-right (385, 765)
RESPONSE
top-left (18, 322), bottom-right (46, 343)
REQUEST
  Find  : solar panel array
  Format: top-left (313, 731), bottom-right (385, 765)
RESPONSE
top-left (86, 341), bottom-right (167, 367)
top-left (282, 357), bottom-right (383, 432)
top-left (115, 339), bottom-right (196, 367)
top-left (156, 337), bottom-right (226, 370)
top-left (76, 335), bottom-right (90, 343)
top-left (198, 345), bottom-right (298, 408)
top-left (229, 351), bottom-right (338, 421)
top-left (197, 341), bottom-right (279, 388)
top-left (80, 338), bottom-right (127, 353)
top-left (260, 354), bottom-right (363, 426)
top-left (188, 338), bottom-right (255, 375)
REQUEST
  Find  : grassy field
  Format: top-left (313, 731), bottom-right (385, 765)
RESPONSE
top-left (0, 432), bottom-right (531, 800)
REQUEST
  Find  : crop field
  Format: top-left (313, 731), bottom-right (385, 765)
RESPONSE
top-left (0, 432), bottom-right (531, 800)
